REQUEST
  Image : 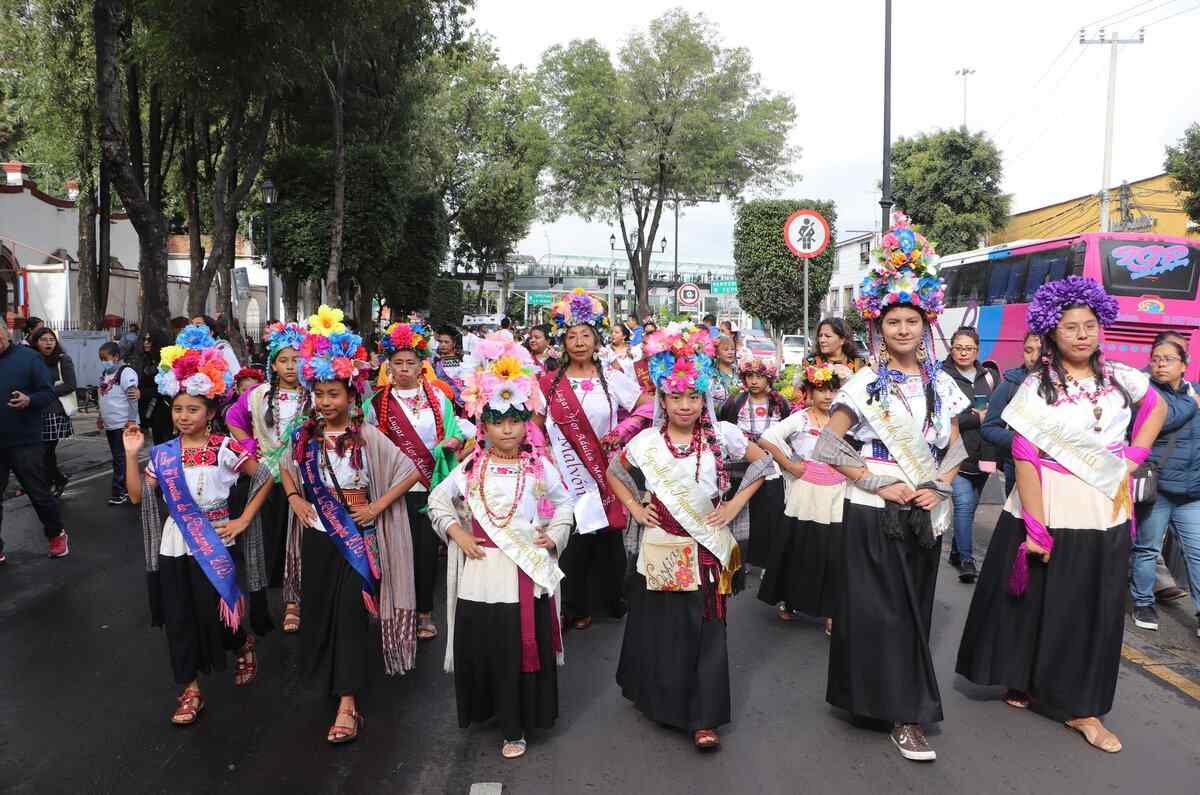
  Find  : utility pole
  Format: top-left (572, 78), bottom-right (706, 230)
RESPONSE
top-left (955, 67), bottom-right (975, 128)
top-left (1081, 28), bottom-right (1144, 232)
top-left (879, 0), bottom-right (893, 234)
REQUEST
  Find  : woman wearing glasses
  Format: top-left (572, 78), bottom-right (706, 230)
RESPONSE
top-left (943, 327), bottom-right (998, 583)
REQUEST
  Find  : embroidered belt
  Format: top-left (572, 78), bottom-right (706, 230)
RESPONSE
top-left (200, 501), bottom-right (230, 522)
top-left (339, 488), bottom-right (370, 508)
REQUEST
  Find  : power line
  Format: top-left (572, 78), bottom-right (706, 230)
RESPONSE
top-left (1083, 0), bottom-right (1161, 28)
top-left (1103, 0), bottom-right (1184, 28)
top-left (994, 34), bottom-right (1076, 137)
top-left (1143, 1), bottom-right (1200, 27)
top-left (1003, 47), bottom-right (1090, 154)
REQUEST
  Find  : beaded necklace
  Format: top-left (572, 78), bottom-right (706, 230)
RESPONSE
top-left (1058, 366), bottom-right (1112, 433)
top-left (661, 421), bottom-right (704, 483)
top-left (477, 449), bottom-right (527, 528)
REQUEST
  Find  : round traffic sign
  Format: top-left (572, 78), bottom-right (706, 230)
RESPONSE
top-left (783, 209), bottom-right (831, 259)
top-left (676, 282), bottom-right (701, 307)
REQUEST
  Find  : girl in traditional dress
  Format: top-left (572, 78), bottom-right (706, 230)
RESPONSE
top-left (756, 362), bottom-right (853, 633)
top-left (371, 321), bottom-right (473, 642)
top-left (811, 213), bottom-right (968, 762)
top-left (524, 324), bottom-right (560, 377)
top-left (601, 322), bottom-right (639, 378)
top-left (226, 321), bottom-right (311, 631)
top-left (956, 277), bottom-right (1165, 754)
top-left (125, 325), bottom-right (275, 725)
top-left (427, 331), bottom-right (572, 759)
top-left (608, 323), bottom-right (771, 750)
top-left (537, 288), bottom-right (646, 630)
top-left (277, 305), bottom-right (421, 744)
top-left (719, 359), bottom-right (790, 568)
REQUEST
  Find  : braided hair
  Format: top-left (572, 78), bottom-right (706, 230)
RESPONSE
top-left (547, 325), bottom-right (615, 431)
top-left (1036, 305), bottom-right (1130, 409)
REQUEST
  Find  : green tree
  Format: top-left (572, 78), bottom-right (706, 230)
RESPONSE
top-left (428, 277), bottom-right (463, 327)
top-left (842, 304), bottom-right (866, 340)
top-left (889, 128), bottom-right (1009, 255)
top-left (1165, 123), bottom-right (1200, 225)
top-left (734, 199), bottom-right (837, 346)
top-left (538, 9), bottom-right (796, 317)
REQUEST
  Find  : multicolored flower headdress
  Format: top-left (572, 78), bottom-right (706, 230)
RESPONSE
top-left (459, 330), bottom-right (545, 421)
top-left (297, 305), bottom-right (371, 394)
top-left (738, 357), bottom-right (779, 381)
top-left (1027, 276), bottom-right (1118, 336)
top-left (799, 362), bottom-right (853, 391)
top-left (379, 321), bottom-right (433, 359)
top-left (265, 321), bottom-right (307, 363)
top-left (156, 325), bottom-right (234, 400)
top-left (643, 323), bottom-right (718, 395)
top-left (551, 287), bottom-right (610, 344)
top-left (855, 211), bottom-right (944, 321)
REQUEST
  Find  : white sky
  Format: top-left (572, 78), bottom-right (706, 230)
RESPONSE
top-left (471, 0), bottom-right (1200, 265)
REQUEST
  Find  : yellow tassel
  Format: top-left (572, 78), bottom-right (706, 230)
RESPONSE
top-left (719, 543), bottom-right (742, 595)
top-left (1112, 473), bottom-right (1132, 523)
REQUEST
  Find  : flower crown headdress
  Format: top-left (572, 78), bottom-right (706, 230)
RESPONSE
top-left (551, 287), bottom-right (610, 344)
top-left (265, 321), bottom-right (307, 363)
top-left (1026, 276), bottom-right (1118, 336)
top-left (297, 305), bottom-right (371, 394)
top-left (156, 326), bottom-right (234, 400)
top-left (235, 366), bottom-right (266, 385)
top-left (643, 323), bottom-right (718, 395)
top-left (459, 330), bottom-right (546, 421)
top-left (799, 362), bottom-right (854, 391)
top-left (855, 211), bottom-right (944, 321)
top-left (738, 357), bottom-right (779, 381)
top-left (379, 321), bottom-right (433, 359)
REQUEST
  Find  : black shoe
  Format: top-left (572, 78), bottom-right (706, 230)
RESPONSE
top-left (52, 478), bottom-right (69, 498)
top-left (958, 559), bottom-right (977, 583)
top-left (1132, 604), bottom-right (1159, 631)
top-left (948, 551), bottom-right (961, 568)
top-left (108, 494), bottom-right (129, 506)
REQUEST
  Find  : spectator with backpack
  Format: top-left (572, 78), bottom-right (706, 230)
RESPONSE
top-left (97, 341), bottom-right (140, 506)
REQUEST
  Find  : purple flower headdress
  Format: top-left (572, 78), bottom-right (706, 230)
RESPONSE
top-left (1026, 276), bottom-right (1119, 336)
top-left (550, 288), bottom-right (610, 345)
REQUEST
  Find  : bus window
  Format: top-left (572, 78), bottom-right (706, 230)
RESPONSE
top-left (942, 267), bottom-right (962, 307)
top-left (1023, 248), bottom-right (1069, 300)
top-left (1069, 242), bottom-right (1086, 277)
top-left (986, 259), bottom-right (1010, 304)
top-left (1100, 239), bottom-right (1200, 299)
top-left (1004, 255), bottom-right (1030, 303)
top-left (956, 260), bottom-right (987, 307)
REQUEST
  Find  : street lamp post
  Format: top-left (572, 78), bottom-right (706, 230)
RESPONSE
top-left (261, 179), bottom-right (277, 321)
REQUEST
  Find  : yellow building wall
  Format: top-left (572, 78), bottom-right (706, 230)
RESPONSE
top-left (991, 173), bottom-right (1199, 244)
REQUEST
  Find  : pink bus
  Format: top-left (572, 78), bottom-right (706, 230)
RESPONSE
top-left (933, 232), bottom-right (1200, 379)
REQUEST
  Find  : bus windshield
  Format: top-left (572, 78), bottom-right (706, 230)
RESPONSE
top-left (1099, 239), bottom-right (1200, 300)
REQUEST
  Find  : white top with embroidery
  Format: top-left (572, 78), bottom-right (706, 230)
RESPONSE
top-left (624, 421), bottom-right (749, 500)
top-left (761, 408), bottom-right (823, 460)
top-left (1020, 363), bottom-right (1149, 446)
top-left (600, 344), bottom-right (640, 379)
top-left (381, 386), bottom-right (475, 492)
top-left (736, 396), bottom-right (782, 438)
top-left (430, 456), bottom-right (574, 603)
top-left (318, 431), bottom-right (370, 491)
top-left (540, 369), bottom-right (641, 533)
top-left (146, 436), bottom-right (251, 558)
top-left (835, 369), bottom-right (969, 450)
top-left (272, 389), bottom-right (303, 435)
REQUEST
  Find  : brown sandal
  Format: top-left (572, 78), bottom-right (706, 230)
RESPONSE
top-left (1003, 689), bottom-right (1030, 709)
top-left (693, 728), bottom-right (720, 749)
top-left (234, 636), bottom-right (257, 687)
top-left (283, 604), bottom-right (301, 633)
top-left (171, 687), bottom-right (204, 726)
top-left (328, 709), bottom-right (363, 744)
top-left (777, 606), bottom-right (794, 622)
top-left (417, 615), bottom-right (438, 641)
top-left (1066, 717), bottom-right (1122, 753)
top-left (572, 617), bottom-right (593, 631)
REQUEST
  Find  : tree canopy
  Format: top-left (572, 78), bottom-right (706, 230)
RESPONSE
top-left (1165, 123), bottom-right (1200, 225)
top-left (890, 128), bottom-right (1010, 255)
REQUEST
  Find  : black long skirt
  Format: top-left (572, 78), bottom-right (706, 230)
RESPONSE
top-left (745, 478), bottom-right (785, 568)
top-left (616, 574), bottom-right (730, 732)
top-left (758, 516), bottom-right (843, 618)
top-left (955, 512), bottom-right (1130, 719)
top-left (559, 528), bottom-right (627, 622)
top-left (406, 491), bottom-right (438, 616)
top-left (827, 501), bottom-right (943, 725)
top-left (454, 596), bottom-right (558, 739)
top-left (260, 486), bottom-right (289, 589)
top-left (158, 555), bottom-right (247, 685)
top-left (300, 526), bottom-right (371, 697)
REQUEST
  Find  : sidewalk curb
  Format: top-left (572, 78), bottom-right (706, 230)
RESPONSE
top-left (1121, 634), bottom-right (1200, 702)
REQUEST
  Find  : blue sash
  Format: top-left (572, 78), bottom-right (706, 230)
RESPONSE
top-left (298, 440), bottom-right (379, 615)
top-left (153, 439), bottom-right (244, 630)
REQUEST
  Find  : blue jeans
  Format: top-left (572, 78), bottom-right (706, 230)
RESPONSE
top-left (105, 429), bottom-right (127, 499)
top-left (1131, 495), bottom-right (1200, 612)
top-left (951, 473), bottom-right (987, 564)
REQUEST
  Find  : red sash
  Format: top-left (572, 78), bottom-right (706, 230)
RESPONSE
top-left (540, 372), bottom-right (627, 529)
top-left (633, 358), bottom-right (654, 395)
top-left (374, 390), bottom-right (436, 488)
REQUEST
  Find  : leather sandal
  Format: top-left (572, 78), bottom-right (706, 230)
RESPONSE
top-left (327, 709), bottom-right (363, 745)
top-left (171, 687), bottom-right (204, 726)
top-left (1066, 717), bottom-right (1121, 753)
top-left (1003, 689), bottom-right (1030, 709)
top-left (417, 615), bottom-right (438, 641)
top-left (776, 605), bottom-right (794, 622)
top-left (693, 729), bottom-right (720, 749)
top-left (501, 738), bottom-right (527, 759)
top-left (572, 617), bottom-right (593, 631)
top-left (234, 636), bottom-right (257, 687)
top-left (283, 604), bottom-right (301, 633)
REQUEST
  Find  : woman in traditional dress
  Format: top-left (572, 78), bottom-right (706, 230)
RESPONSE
top-left (756, 362), bottom-right (853, 633)
top-left (277, 305), bottom-right (420, 744)
top-left (710, 335), bottom-right (740, 411)
top-left (525, 324), bottom-right (560, 377)
top-left (811, 213), bottom-right (968, 762)
top-left (427, 331), bottom-right (571, 759)
top-left (601, 322), bottom-right (639, 379)
top-left (956, 277), bottom-right (1165, 754)
top-left (608, 323), bottom-right (771, 749)
top-left (537, 289), bottom-right (646, 630)
top-left (371, 321), bottom-right (472, 642)
top-left (808, 317), bottom-right (865, 370)
top-left (718, 359), bottom-right (790, 568)
top-left (226, 322), bottom-right (311, 631)
top-left (125, 325), bottom-right (275, 725)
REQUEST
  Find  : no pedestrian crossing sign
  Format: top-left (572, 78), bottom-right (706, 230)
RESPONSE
top-left (711, 280), bottom-right (737, 295)
top-left (783, 209), bottom-right (831, 259)
top-left (527, 292), bottom-right (553, 306)
top-left (676, 282), bottom-right (701, 308)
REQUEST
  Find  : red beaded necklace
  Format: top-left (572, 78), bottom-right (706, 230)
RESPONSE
top-left (661, 421), bottom-right (704, 483)
top-left (477, 449), bottom-right (527, 528)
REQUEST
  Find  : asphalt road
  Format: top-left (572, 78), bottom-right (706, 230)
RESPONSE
top-left (1, 470), bottom-right (1198, 795)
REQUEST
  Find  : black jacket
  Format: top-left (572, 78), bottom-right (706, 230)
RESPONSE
top-left (0, 342), bottom-right (55, 446)
top-left (40, 352), bottom-right (76, 416)
top-left (943, 357), bottom-right (998, 474)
